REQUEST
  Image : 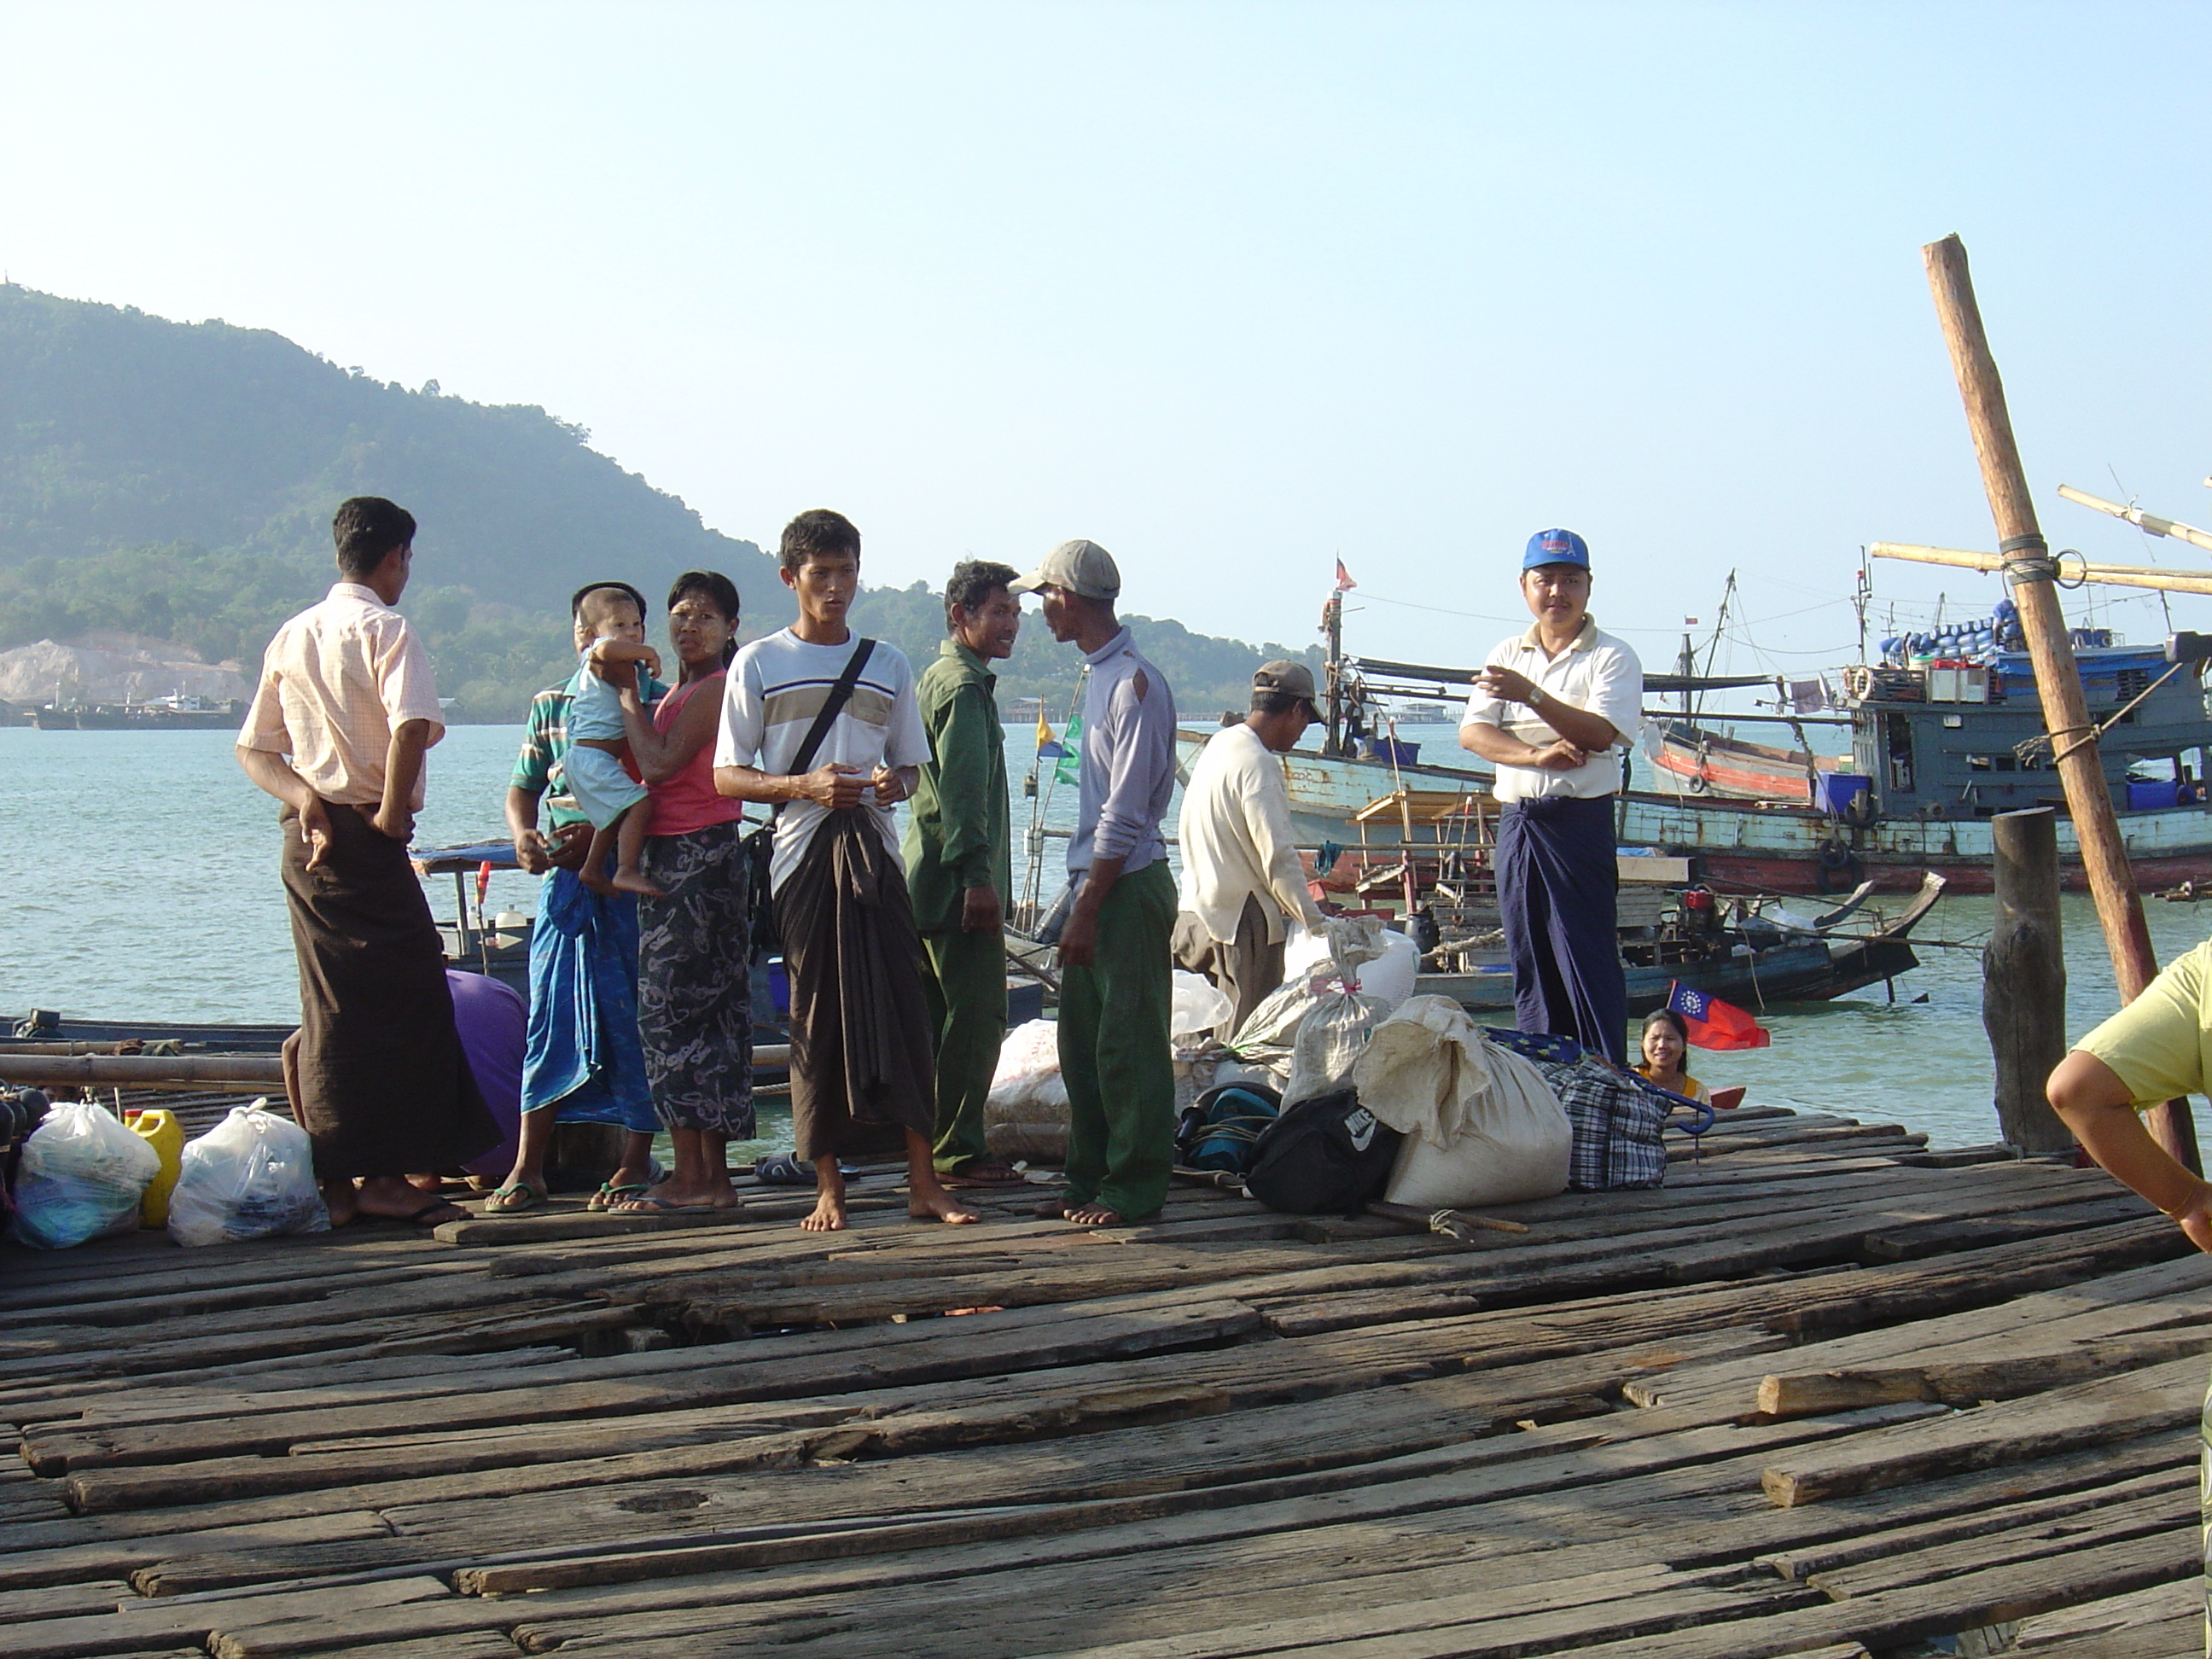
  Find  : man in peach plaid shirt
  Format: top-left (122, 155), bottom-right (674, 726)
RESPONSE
top-left (237, 497), bottom-right (498, 1226)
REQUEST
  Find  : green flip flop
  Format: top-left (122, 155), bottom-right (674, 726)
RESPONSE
top-left (483, 1183), bottom-right (549, 1214)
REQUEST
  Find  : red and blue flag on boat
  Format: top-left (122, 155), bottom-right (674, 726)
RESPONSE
top-left (1665, 981), bottom-right (1770, 1051)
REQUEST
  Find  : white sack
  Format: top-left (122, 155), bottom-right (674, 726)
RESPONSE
top-left (8, 1100), bottom-right (160, 1249)
top-left (167, 1102), bottom-right (329, 1248)
top-left (1353, 996), bottom-right (1571, 1209)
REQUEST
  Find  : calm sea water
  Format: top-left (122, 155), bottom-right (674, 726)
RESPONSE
top-left (5, 721), bottom-right (2209, 1151)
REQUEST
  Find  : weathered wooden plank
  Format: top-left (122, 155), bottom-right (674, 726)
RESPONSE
top-left (0, 1580), bottom-right (133, 1626)
top-left (0, 1511), bottom-right (394, 1595)
top-left (1756, 1463), bottom-right (2197, 1583)
top-left (1807, 1484), bottom-right (2193, 1600)
top-left (38, 1299), bottom-right (1264, 1488)
top-left (4, 1576), bottom-right (451, 1659)
top-left (2011, 1575), bottom-right (2197, 1647)
top-left (1627, 1249), bottom-right (2212, 1412)
top-left (1761, 1354), bottom-right (2209, 1507)
top-left (1755, 1325), bottom-right (2212, 1417)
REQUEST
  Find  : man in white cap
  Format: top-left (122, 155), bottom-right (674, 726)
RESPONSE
top-left (1173, 661), bottom-right (1328, 1032)
top-left (1012, 538), bottom-right (1179, 1226)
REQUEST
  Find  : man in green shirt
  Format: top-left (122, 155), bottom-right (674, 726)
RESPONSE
top-left (904, 560), bottom-right (1024, 1184)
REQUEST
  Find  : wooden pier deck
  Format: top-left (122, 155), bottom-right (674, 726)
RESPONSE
top-left (2, 1102), bottom-right (2203, 1658)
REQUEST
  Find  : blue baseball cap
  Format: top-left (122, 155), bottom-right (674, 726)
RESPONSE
top-left (1522, 527), bottom-right (1590, 571)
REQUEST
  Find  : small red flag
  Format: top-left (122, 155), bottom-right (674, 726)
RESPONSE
top-left (1666, 981), bottom-right (1771, 1051)
top-left (1335, 558), bottom-right (1357, 591)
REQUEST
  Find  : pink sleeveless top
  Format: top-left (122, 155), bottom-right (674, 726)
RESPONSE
top-left (646, 673), bottom-right (748, 836)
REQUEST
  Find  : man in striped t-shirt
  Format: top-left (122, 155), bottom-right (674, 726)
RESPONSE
top-left (715, 509), bottom-right (981, 1233)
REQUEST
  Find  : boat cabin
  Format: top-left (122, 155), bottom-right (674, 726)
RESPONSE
top-left (1844, 644), bottom-right (2212, 819)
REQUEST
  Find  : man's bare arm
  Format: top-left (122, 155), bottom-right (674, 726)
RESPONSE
top-left (238, 748), bottom-right (335, 869)
top-left (372, 719), bottom-right (435, 841)
top-left (2047, 1051), bottom-right (2212, 1251)
top-left (1459, 723), bottom-right (1586, 771)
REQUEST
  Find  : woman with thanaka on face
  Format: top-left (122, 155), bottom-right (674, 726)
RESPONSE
top-left (1634, 1008), bottom-right (1712, 1104)
top-left (604, 571), bottom-right (755, 1213)
top-left (565, 586), bottom-right (666, 898)
top-left (713, 509), bottom-right (981, 1232)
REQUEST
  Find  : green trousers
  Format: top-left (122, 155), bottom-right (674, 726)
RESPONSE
top-left (1057, 859), bottom-right (1177, 1221)
top-left (921, 923), bottom-right (1007, 1173)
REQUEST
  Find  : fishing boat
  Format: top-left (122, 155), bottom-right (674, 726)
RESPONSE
top-left (1194, 588), bottom-right (2212, 896)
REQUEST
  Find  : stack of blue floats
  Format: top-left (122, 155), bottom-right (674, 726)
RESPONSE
top-left (1873, 599), bottom-right (2081, 667)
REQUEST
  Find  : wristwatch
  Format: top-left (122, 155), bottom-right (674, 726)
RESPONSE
top-left (1527, 685), bottom-right (1546, 709)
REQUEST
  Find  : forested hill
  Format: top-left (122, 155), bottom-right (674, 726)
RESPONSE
top-left (0, 285), bottom-right (1317, 721)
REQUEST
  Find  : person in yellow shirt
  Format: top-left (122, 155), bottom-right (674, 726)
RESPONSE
top-left (1633, 1009), bottom-right (1712, 1104)
top-left (2045, 937), bottom-right (2212, 1655)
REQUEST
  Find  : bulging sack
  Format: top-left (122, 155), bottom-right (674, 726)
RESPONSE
top-left (1353, 997), bottom-right (1572, 1210)
top-left (167, 1103), bottom-right (330, 1247)
top-left (8, 1100), bottom-right (160, 1249)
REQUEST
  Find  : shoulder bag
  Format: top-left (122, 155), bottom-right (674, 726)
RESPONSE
top-left (743, 638), bottom-right (876, 958)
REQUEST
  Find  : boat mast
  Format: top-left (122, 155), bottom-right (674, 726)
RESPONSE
top-left (1321, 589), bottom-right (1346, 758)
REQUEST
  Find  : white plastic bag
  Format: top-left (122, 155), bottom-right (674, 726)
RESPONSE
top-left (1171, 971), bottom-right (1234, 1046)
top-left (1354, 996), bottom-right (1571, 1209)
top-left (986, 1019), bottom-right (1070, 1161)
top-left (1278, 916), bottom-right (1397, 1105)
top-left (166, 1102), bottom-right (329, 1247)
top-left (8, 1101), bottom-right (160, 1249)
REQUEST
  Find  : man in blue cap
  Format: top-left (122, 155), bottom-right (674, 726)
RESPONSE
top-left (1458, 529), bottom-right (1643, 1062)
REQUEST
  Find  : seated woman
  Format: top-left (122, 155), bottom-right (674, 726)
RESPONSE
top-left (1635, 1008), bottom-right (1713, 1103)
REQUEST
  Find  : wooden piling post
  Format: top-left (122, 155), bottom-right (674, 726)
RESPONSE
top-left (1921, 233), bottom-right (2198, 1171)
top-left (1983, 808), bottom-right (2072, 1154)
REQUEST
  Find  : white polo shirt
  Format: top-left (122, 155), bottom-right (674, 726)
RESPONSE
top-left (1460, 616), bottom-right (1643, 803)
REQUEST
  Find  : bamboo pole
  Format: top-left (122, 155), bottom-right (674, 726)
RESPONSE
top-left (1869, 541), bottom-right (2212, 597)
top-left (2057, 484), bottom-right (2212, 556)
top-left (0, 1055), bottom-right (285, 1089)
top-left (1920, 232), bottom-right (2197, 1170)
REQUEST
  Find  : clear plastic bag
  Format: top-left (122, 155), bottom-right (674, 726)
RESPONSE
top-left (986, 1019), bottom-right (1070, 1161)
top-left (1171, 971), bottom-right (1234, 1046)
top-left (166, 1102), bottom-right (330, 1248)
top-left (8, 1101), bottom-right (160, 1249)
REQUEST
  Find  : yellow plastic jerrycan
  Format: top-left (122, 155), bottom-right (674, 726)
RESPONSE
top-left (125, 1109), bottom-right (183, 1228)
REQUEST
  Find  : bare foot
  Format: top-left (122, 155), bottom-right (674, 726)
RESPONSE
top-left (910, 1189), bottom-right (981, 1225)
top-left (611, 867), bottom-right (666, 898)
top-left (610, 1180), bottom-right (741, 1213)
top-left (1063, 1202), bottom-right (1127, 1227)
top-left (352, 1175), bottom-right (467, 1226)
top-left (322, 1178), bottom-right (360, 1228)
top-left (579, 866), bottom-right (617, 896)
top-left (800, 1191), bottom-right (849, 1231)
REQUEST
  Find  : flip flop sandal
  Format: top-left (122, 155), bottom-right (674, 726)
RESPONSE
top-left (611, 1195), bottom-right (740, 1214)
top-left (941, 1162), bottom-right (1027, 1188)
top-left (586, 1181), bottom-right (649, 1212)
top-left (482, 1184), bottom-right (548, 1215)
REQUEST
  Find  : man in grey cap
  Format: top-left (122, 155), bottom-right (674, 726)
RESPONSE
top-left (1013, 538), bottom-right (1179, 1226)
top-left (1173, 661), bottom-right (1329, 1032)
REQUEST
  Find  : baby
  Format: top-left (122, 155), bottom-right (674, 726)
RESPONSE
top-left (562, 587), bottom-right (664, 898)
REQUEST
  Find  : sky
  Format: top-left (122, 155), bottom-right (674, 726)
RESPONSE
top-left (3, 1), bottom-right (2207, 679)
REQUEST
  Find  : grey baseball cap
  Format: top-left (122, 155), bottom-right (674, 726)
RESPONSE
top-left (1254, 660), bottom-right (1318, 712)
top-left (1010, 538), bottom-right (1121, 601)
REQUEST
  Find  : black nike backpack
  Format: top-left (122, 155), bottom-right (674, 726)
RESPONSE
top-left (1243, 1088), bottom-right (1403, 1215)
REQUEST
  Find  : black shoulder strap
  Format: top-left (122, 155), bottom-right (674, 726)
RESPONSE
top-left (779, 638), bottom-right (876, 805)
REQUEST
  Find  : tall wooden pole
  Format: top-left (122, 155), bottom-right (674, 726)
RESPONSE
top-left (1922, 233), bottom-right (2198, 1170)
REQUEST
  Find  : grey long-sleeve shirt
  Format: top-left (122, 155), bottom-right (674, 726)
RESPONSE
top-left (1067, 626), bottom-right (1176, 877)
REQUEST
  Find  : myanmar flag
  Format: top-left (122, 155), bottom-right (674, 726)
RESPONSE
top-left (1665, 981), bottom-right (1771, 1051)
